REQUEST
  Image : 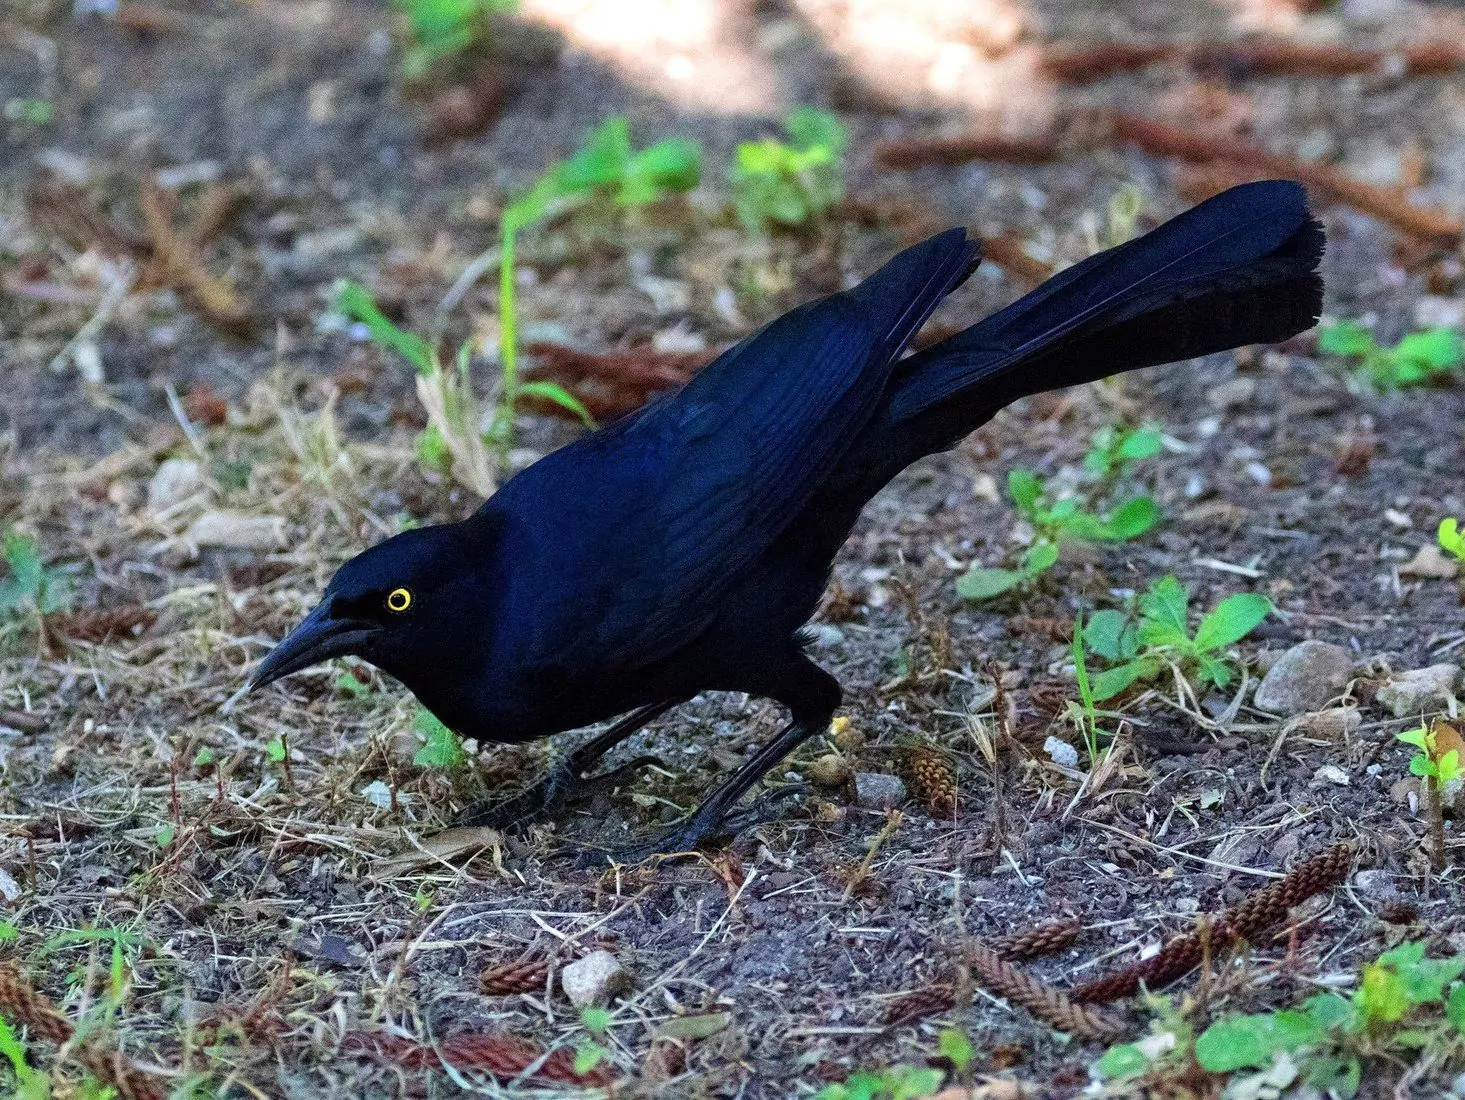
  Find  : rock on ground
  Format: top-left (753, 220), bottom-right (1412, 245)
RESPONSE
top-left (1253, 641), bottom-right (1354, 716)
top-left (1376, 665), bottom-right (1462, 718)
top-left (854, 772), bottom-right (907, 808)
top-left (561, 950), bottom-right (632, 1008)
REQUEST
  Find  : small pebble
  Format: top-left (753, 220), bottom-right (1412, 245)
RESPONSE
top-left (853, 772), bottom-right (906, 808)
top-left (561, 950), bottom-right (632, 1008)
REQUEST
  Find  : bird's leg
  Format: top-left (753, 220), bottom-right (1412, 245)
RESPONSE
top-left (583, 712), bottom-right (830, 866)
top-left (456, 700), bottom-right (679, 830)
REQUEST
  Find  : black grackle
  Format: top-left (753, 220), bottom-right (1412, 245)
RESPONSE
top-left (249, 181), bottom-right (1324, 862)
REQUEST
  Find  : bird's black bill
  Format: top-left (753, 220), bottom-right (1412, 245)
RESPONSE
top-left (247, 601), bottom-right (374, 690)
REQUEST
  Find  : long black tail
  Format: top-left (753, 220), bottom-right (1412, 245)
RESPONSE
top-left (861, 180), bottom-right (1324, 484)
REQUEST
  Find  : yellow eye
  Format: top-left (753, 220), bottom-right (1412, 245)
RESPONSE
top-left (385, 587), bottom-right (413, 613)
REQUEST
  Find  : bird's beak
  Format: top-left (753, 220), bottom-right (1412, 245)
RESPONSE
top-left (247, 601), bottom-right (375, 691)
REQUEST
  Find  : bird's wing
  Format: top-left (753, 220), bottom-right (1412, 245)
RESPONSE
top-left (494, 229), bottom-right (977, 671)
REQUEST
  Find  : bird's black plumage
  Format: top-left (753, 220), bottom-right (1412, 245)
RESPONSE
top-left (251, 180), bottom-right (1325, 860)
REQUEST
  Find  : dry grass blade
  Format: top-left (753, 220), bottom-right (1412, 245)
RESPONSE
top-left (0, 965), bottom-right (166, 1100)
top-left (968, 943), bottom-right (1124, 1041)
top-left (1071, 843), bottom-right (1354, 1004)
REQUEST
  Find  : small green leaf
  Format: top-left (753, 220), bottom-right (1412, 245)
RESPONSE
top-left (786, 107), bottom-right (847, 155)
top-left (1094, 1041), bottom-right (1150, 1080)
top-left (1117, 427), bottom-right (1163, 461)
top-left (1084, 609), bottom-right (1136, 662)
top-left (412, 708), bottom-right (465, 769)
top-left (1436, 749), bottom-right (1462, 785)
top-left (937, 1027), bottom-right (974, 1075)
top-left (1091, 660), bottom-right (1152, 702)
top-left (1194, 592), bottom-right (1271, 652)
top-left (1409, 754), bottom-right (1436, 778)
top-left (1357, 957), bottom-right (1411, 1024)
top-left (334, 281), bottom-right (436, 375)
top-left (1439, 517), bottom-right (1465, 560)
top-left (1194, 1011), bottom-right (1325, 1072)
top-left (265, 737), bottom-right (287, 763)
top-left (193, 747), bottom-right (216, 768)
top-left (1138, 575), bottom-right (1189, 639)
top-left (1021, 540), bottom-right (1059, 577)
top-left (1006, 468), bottom-right (1043, 514)
top-left (573, 1043), bottom-right (605, 1075)
top-left (1395, 327), bottom-right (1464, 372)
top-left (1447, 983), bottom-right (1465, 1033)
top-left (1100, 496), bottom-right (1160, 541)
top-left (0, 923), bottom-right (18, 944)
top-left (1395, 726), bottom-right (1430, 751)
top-left (956, 567), bottom-right (1024, 601)
top-left (2, 529), bottom-right (43, 598)
top-left (517, 380), bottom-right (597, 427)
top-left (154, 822), bottom-right (176, 848)
top-left (581, 1006), bottom-right (613, 1033)
top-left (1196, 652), bottom-right (1233, 689)
top-left (1317, 320), bottom-right (1377, 358)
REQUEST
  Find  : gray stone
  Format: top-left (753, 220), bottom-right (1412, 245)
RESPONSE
top-left (1252, 641), bottom-right (1353, 716)
top-left (854, 772), bottom-right (907, 809)
top-left (561, 950), bottom-right (631, 1008)
top-left (1352, 869), bottom-right (1397, 900)
top-left (147, 457), bottom-right (203, 515)
top-left (1377, 665), bottom-right (1462, 718)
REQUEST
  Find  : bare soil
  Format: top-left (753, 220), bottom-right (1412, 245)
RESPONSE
top-left (2, 0), bottom-right (1465, 1096)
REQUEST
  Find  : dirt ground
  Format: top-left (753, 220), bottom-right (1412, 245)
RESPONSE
top-left (3, 0), bottom-right (1465, 1097)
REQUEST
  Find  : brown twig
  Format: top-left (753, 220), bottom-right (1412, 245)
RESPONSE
top-left (874, 132), bottom-right (1063, 170)
top-left (524, 342), bottom-right (716, 419)
top-left (980, 234), bottom-right (1054, 285)
top-left (968, 943), bottom-right (1125, 1041)
top-left (1105, 112), bottom-right (1462, 246)
top-left (1071, 843), bottom-right (1354, 1003)
top-left (0, 964), bottom-right (166, 1100)
top-left (1042, 38), bottom-right (1465, 83)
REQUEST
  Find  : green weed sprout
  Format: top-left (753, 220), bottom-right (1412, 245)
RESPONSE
top-left (816, 1064), bottom-right (943, 1100)
top-left (1083, 423), bottom-right (1162, 484)
top-left (957, 455), bottom-right (1161, 601)
top-left (1194, 942), bottom-right (1465, 1096)
top-left (1439, 517), bottom-right (1465, 563)
top-left (1105, 182), bottom-right (1145, 248)
top-left (0, 527), bottom-right (73, 649)
top-left (496, 117), bottom-right (699, 443)
top-left (1398, 719), bottom-right (1462, 872)
top-left (412, 706), bottom-right (466, 770)
top-left (1081, 575), bottom-right (1271, 701)
top-left (731, 107), bottom-right (846, 235)
top-left (392, 0), bottom-right (517, 82)
top-left (1318, 319), bottom-right (1464, 392)
top-left (1099, 942), bottom-right (1465, 1093)
top-left (1069, 616), bottom-right (1117, 764)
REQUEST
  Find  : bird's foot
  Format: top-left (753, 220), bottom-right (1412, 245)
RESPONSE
top-left (573, 783), bottom-right (808, 869)
top-left (455, 754), bottom-right (662, 831)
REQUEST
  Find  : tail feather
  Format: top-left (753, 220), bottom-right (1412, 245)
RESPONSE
top-left (881, 180), bottom-right (1324, 456)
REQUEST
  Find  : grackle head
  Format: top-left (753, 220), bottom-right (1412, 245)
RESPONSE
top-left (248, 523), bottom-right (475, 692)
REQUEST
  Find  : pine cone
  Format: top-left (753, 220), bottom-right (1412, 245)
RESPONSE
top-left (882, 982), bottom-right (955, 1026)
top-left (991, 918), bottom-right (1082, 961)
top-left (906, 745), bottom-right (958, 818)
top-left (968, 943), bottom-right (1124, 1042)
top-left (1072, 843), bottom-right (1354, 1004)
top-left (480, 957), bottom-right (551, 995)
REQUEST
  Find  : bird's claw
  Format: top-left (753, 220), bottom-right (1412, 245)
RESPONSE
top-left (455, 754), bottom-right (664, 831)
top-left (572, 782), bottom-right (809, 869)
